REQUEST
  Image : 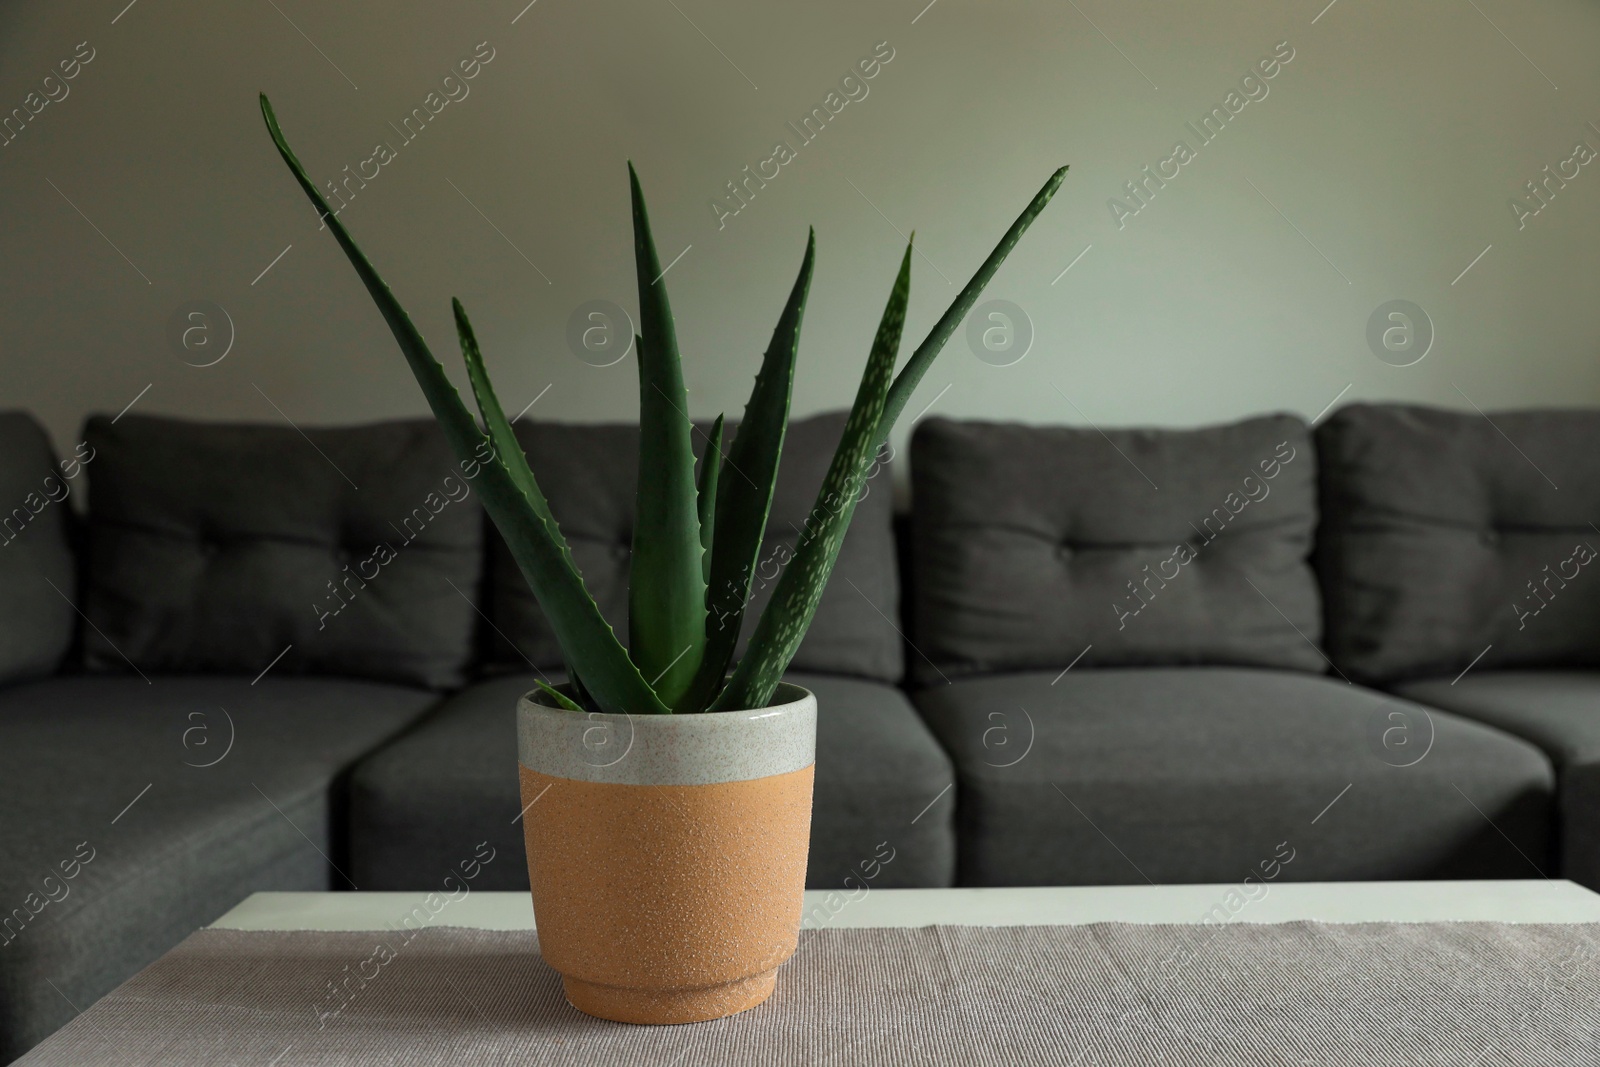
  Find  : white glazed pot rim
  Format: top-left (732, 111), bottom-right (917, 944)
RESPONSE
top-left (523, 680), bottom-right (811, 718)
top-left (517, 682), bottom-right (817, 787)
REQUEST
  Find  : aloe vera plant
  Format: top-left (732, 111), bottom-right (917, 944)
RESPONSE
top-left (260, 93), bottom-right (1064, 714)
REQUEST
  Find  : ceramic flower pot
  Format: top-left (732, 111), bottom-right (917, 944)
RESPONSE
top-left (517, 682), bottom-right (816, 1024)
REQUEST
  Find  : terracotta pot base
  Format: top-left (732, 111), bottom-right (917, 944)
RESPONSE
top-left (518, 684), bottom-right (817, 1026)
top-left (562, 968), bottom-right (777, 1025)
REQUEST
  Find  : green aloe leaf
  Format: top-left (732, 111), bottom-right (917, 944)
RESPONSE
top-left (456, 301), bottom-right (606, 710)
top-left (697, 414), bottom-right (724, 585)
top-left (711, 241), bottom-right (912, 711)
top-left (452, 298), bottom-right (563, 535)
top-left (627, 164), bottom-right (707, 711)
top-left (260, 94), bottom-right (666, 716)
top-left (684, 232), bottom-right (815, 712)
top-left (874, 166), bottom-right (1068, 448)
top-left (535, 679), bottom-right (584, 712)
top-left (569, 669), bottom-right (597, 713)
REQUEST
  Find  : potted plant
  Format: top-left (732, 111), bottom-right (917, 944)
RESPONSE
top-left (260, 94), bottom-right (1064, 1023)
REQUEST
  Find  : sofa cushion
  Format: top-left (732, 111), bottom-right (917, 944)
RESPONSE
top-left (909, 415), bottom-right (1321, 685)
top-left (912, 667), bottom-right (1553, 886)
top-left (82, 414), bottom-right (484, 688)
top-left (0, 412), bottom-right (78, 686)
top-left (348, 671), bottom-right (954, 892)
top-left (1395, 671), bottom-right (1600, 890)
top-left (1317, 403), bottom-right (1600, 685)
top-left (0, 675), bottom-right (437, 1062)
top-left (1395, 672), bottom-right (1600, 762)
top-left (485, 411), bottom-right (902, 682)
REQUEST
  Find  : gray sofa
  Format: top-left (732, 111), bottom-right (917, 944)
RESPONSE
top-left (0, 402), bottom-right (1592, 1060)
top-left (1316, 404), bottom-right (1600, 890)
top-left (908, 413), bottom-right (1553, 886)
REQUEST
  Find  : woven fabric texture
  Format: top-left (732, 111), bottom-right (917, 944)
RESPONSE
top-left (19, 922), bottom-right (1600, 1065)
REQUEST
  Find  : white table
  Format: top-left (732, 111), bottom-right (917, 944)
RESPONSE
top-left (213, 879), bottom-right (1600, 931)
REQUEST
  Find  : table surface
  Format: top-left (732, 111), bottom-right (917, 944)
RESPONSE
top-left (213, 879), bottom-right (1600, 931)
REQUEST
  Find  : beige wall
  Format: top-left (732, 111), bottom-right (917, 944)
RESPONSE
top-left (3, 0), bottom-right (1599, 465)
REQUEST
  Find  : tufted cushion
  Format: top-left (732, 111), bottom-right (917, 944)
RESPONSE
top-left (909, 414), bottom-right (1321, 684)
top-left (484, 411), bottom-right (903, 682)
top-left (1317, 403), bottom-right (1600, 684)
top-left (82, 414), bottom-right (483, 688)
top-left (0, 412), bottom-right (78, 685)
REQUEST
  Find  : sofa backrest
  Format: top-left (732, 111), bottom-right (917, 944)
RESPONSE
top-left (1316, 403), bottom-right (1600, 684)
top-left (82, 414), bottom-right (483, 688)
top-left (484, 411), bottom-right (903, 683)
top-left (909, 414), bottom-right (1321, 685)
top-left (0, 412), bottom-right (78, 685)
top-left (52, 401), bottom-right (1600, 693)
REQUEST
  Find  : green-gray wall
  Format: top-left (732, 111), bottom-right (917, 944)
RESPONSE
top-left (3, 0), bottom-right (1598, 465)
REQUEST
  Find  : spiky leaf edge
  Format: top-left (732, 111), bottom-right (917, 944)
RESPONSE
top-left (626, 165), bottom-right (707, 710)
top-left (873, 166), bottom-right (1068, 448)
top-left (260, 93), bottom-right (667, 715)
top-left (452, 298), bottom-right (562, 531)
top-left (711, 242), bottom-right (912, 711)
top-left (682, 232), bottom-right (815, 711)
top-left (697, 414), bottom-right (724, 585)
top-left (711, 166), bottom-right (1066, 709)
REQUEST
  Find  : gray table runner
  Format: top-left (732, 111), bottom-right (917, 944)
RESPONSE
top-left (19, 922), bottom-right (1600, 1065)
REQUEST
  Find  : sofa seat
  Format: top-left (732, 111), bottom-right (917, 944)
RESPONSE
top-left (912, 667), bottom-right (1554, 886)
top-left (0, 675), bottom-right (437, 1062)
top-left (349, 672), bottom-right (956, 892)
top-left (1395, 671), bottom-right (1600, 889)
